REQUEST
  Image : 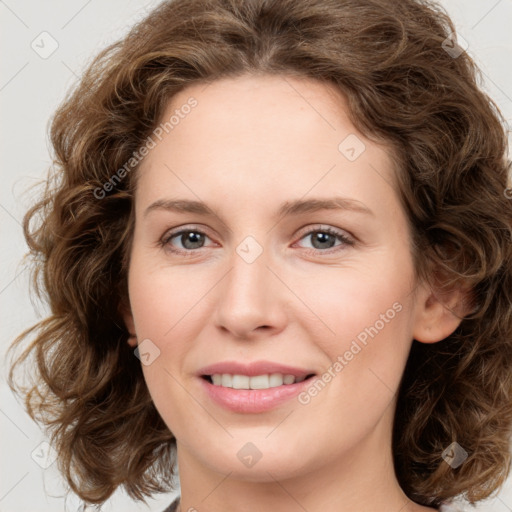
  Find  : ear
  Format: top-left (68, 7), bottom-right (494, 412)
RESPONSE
top-left (119, 296), bottom-right (138, 348)
top-left (412, 277), bottom-right (473, 344)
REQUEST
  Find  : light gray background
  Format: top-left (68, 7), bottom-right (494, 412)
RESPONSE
top-left (1, 1), bottom-right (511, 511)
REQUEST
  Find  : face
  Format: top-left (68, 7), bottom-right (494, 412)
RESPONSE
top-left (124, 74), bottom-right (449, 483)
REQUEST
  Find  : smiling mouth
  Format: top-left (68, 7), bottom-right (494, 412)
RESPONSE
top-left (201, 373), bottom-right (316, 390)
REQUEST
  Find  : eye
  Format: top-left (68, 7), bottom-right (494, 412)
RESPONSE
top-left (160, 227), bottom-right (215, 255)
top-left (159, 224), bottom-right (355, 256)
top-left (294, 226), bottom-right (354, 254)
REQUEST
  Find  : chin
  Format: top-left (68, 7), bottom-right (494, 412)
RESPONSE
top-left (193, 442), bottom-right (314, 482)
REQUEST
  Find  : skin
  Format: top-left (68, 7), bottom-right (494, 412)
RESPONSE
top-left (123, 74), bottom-right (465, 512)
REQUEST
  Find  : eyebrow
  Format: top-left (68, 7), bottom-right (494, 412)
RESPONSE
top-left (143, 196), bottom-right (374, 219)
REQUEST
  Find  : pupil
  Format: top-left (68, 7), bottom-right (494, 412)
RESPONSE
top-left (313, 232), bottom-right (335, 249)
top-left (183, 232), bottom-right (204, 249)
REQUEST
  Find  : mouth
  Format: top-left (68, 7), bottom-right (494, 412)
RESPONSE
top-left (196, 361), bottom-right (318, 413)
top-left (198, 369), bottom-right (318, 413)
top-left (200, 372), bottom-right (316, 389)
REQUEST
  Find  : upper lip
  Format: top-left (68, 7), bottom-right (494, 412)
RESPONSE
top-left (197, 360), bottom-right (316, 379)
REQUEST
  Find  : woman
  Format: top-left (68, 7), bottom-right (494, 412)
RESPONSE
top-left (9, 0), bottom-right (512, 511)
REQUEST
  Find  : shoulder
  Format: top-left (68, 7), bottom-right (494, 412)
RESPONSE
top-left (161, 496), bottom-right (180, 512)
top-left (438, 503), bottom-right (467, 512)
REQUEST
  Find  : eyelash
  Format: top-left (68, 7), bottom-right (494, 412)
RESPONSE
top-left (159, 225), bottom-right (355, 257)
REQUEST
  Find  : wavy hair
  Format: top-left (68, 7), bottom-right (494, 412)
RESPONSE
top-left (8, 0), bottom-right (512, 507)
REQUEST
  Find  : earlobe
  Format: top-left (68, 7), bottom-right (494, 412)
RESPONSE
top-left (412, 280), bottom-right (473, 344)
top-left (118, 298), bottom-right (138, 347)
top-left (127, 334), bottom-right (138, 348)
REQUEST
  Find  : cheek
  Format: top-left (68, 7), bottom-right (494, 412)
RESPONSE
top-left (300, 259), bottom-right (415, 351)
top-left (127, 250), bottom-right (204, 339)
top-left (128, 275), bottom-right (201, 390)
top-left (128, 262), bottom-right (198, 428)
top-left (294, 281), bottom-right (414, 449)
top-left (298, 254), bottom-right (416, 400)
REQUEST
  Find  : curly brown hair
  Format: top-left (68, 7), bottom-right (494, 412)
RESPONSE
top-left (8, 0), bottom-right (512, 508)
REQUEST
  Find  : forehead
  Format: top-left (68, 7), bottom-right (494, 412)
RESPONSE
top-left (135, 74), bottom-right (400, 220)
top-left (163, 74), bottom-right (359, 153)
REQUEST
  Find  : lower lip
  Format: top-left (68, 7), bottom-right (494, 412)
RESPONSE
top-left (199, 376), bottom-right (316, 413)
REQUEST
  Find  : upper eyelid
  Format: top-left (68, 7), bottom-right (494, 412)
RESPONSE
top-left (295, 224), bottom-right (352, 239)
top-left (163, 224), bottom-right (216, 241)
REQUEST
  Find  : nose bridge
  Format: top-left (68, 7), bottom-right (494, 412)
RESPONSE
top-left (214, 234), bottom-right (285, 337)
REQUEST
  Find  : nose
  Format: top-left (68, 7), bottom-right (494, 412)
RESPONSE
top-left (213, 240), bottom-right (288, 340)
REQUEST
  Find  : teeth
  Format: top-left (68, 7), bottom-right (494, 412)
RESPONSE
top-left (269, 373), bottom-right (284, 387)
top-left (232, 374), bottom-right (250, 389)
top-left (249, 374), bottom-right (269, 389)
top-left (209, 373), bottom-right (306, 389)
top-left (221, 374), bottom-right (232, 387)
top-left (283, 374), bottom-right (296, 385)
